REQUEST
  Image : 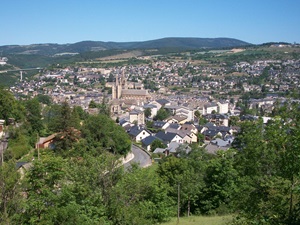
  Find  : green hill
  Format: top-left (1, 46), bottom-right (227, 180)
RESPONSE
top-left (0, 37), bottom-right (251, 56)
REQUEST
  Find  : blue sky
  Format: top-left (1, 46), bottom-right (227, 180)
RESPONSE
top-left (1, 0), bottom-right (299, 46)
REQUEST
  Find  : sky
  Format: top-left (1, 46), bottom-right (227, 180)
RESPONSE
top-left (1, 0), bottom-right (299, 46)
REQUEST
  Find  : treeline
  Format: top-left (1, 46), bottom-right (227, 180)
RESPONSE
top-left (1, 87), bottom-right (300, 224)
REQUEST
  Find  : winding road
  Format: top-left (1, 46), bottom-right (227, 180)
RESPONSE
top-left (124, 145), bottom-right (152, 169)
top-left (0, 132), bottom-right (9, 163)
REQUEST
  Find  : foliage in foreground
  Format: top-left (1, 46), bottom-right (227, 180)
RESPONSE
top-left (1, 86), bottom-right (300, 224)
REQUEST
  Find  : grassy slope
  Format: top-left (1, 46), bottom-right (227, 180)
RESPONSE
top-left (162, 215), bottom-right (233, 225)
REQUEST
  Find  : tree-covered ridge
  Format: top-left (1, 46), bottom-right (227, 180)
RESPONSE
top-left (0, 38), bottom-right (250, 56)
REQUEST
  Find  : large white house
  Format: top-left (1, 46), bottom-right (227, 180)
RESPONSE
top-left (217, 101), bottom-right (229, 114)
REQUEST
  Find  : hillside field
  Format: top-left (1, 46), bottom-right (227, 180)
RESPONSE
top-left (162, 215), bottom-right (233, 225)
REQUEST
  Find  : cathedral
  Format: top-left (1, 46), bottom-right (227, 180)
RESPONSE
top-left (111, 70), bottom-right (151, 102)
top-left (110, 70), bottom-right (151, 115)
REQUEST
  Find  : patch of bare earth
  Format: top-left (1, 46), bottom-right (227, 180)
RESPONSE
top-left (96, 50), bottom-right (144, 61)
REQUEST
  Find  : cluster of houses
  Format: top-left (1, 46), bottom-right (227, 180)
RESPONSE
top-left (3, 49), bottom-right (299, 160)
top-left (118, 98), bottom-right (236, 157)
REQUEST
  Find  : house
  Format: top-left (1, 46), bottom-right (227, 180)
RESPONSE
top-left (149, 99), bottom-right (170, 110)
top-left (128, 125), bottom-right (151, 142)
top-left (36, 133), bottom-right (57, 149)
top-left (217, 101), bottom-right (229, 114)
top-left (141, 136), bottom-right (160, 151)
top-left (166, 115), bottom-right (188, 124)
top-left (202, 129), bottom-right (222, 141)
top-left (153, 147), bottom-right (166, 155)
top-left (129, 109), bottom-right (145, 125)
top-left (177, 131), bottom-right (194, 144)
top-left (165, 123), bottom-right (181, 133)
top-left (205, 144), bottom-right (228, 154)
top-left (0, 119), bottom-right (5, 138)
top-left (16, 162), bottom-right (33, 179)
top-left (202, 123), bottom-right (232, 138)
top-left (153, 121), bottom-right (170, 130)
top-left (205, 138), bottom-right (232, 154)
top-left (180, 123), bottom-right (198, 135)
top-left (175, 106), bottom-right (194, 121)
top-left (143, 104), bottom-right (158, 118)
top-left (211, 138), bottom-right (230, 147)
top-left (153, 142), bottom-right (191, 157)
top-left (166, 142), bottom-right (191, 156)
top-left (177, 130), bottom-right (198, 144)
top-left (196, 125), bottom-right (206, 134)
top-left (203, 102), bottom-right (218, 115)
top-left (155, 131), bottom-right (183, 146)
top-left (119, 118), bottom-right (131, 127)
top-left (204, 114), bottom-right (229, 126)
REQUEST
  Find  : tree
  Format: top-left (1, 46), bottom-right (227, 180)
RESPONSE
top-left (232, 107), bottom-right (300, 224)
top-left (46, 102), bottom-right (81, 154)
top-left (201, 150), bottom-right (238, 215)
top-left (108, 166), bottom-right (173, 224)
top-left (73, 105), bottom-right (88, 121)
top-left (0, 88), bottom-right (25, 123)
top-left (197, 133), bottom-right (205, 143)
top-left (150, 139), bottom-right (166, 152)
top-left (17, 152), bottom-right (110, 224)
top-left (229, 116), bottom-right (239, 126)
top-left (0, 160), bottom-right (22, 224)
top-left (88, 100), bottom-right (97, 108)
top-left (144, 108), bottom-right (152, 118)
top-left (18, 152), bottom-right (67, 224)
top-left (81, 114), bottom-right (131, 156)
top-left (25, 98), bottom-right (43, 134)
top-left (194, 110), bottom-right (201, 119)
top-left (36, 94), bottom-right (52, 105)
top-left (154, 108), bottom-right (170, 121)
top-left (157, 156), bottom-right (204, 217)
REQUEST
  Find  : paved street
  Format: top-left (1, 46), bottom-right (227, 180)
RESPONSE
top-left (0, 132), bottom-right (9, 163)
top-left (124, 144), bottom-right (152, 169)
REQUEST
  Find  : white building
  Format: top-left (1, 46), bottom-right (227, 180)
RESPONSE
top-left (217, 101), bottom-right (229, 114)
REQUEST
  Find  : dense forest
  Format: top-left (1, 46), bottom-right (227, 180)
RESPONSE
top-left (1, 87), bottom-right (300, 224)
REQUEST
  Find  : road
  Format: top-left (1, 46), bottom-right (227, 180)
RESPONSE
top-left (124, 144), bottom-right (152, 169)
top-left (0, 132), bottom-right (9, 163)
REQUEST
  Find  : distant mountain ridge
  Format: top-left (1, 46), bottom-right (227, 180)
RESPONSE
top-left (0, 37), bottom-right (251, 56)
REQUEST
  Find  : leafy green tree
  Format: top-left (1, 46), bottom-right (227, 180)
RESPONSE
top-left (73, 105), bottom-right (88, 120)
top-left (25, 98), bottom-right (43, 134)
top-left (194, 110), bottom-right (201, 119)
top-left (144, 107), bottom-right (152, 118)
top-left (108, 166), bottom-right (173, 224)
top-left (154, 107), bottom-right (170, 121)
top-left (5, 127), bottom-right (31, 160)
top-left (198, 116), bottom-right (208, 125)
top-left (19, 152), bottom-right (67, 224)
top-left (197, 133), bottom-right (205, 143)
top-left (0, 160), bottom-right (22, 224)
top-left (150, 139), bottom-right (166, 152)
top-left (201, 150), bottom-right (238, 215)
top-left (16, 151), bottom-right (111, 225)
top-left (229, 115), bottom-right (239, 126)
top-left (157, 156), bottom-right (204, 217)
top-left (88, 100), bottom-right (97, 108)
top-left (81, 114), bottom-right (131, 156)
top-left (45, 102), bottom-right (81, 154)
top-left (0, 88), bottom-right (25, 123)
top-left (232, 106), bottom-right (300, 224)
top-left (36, 94), bottom-right (52, 105)
top-left (65, 153), bottom-right (120, 224)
